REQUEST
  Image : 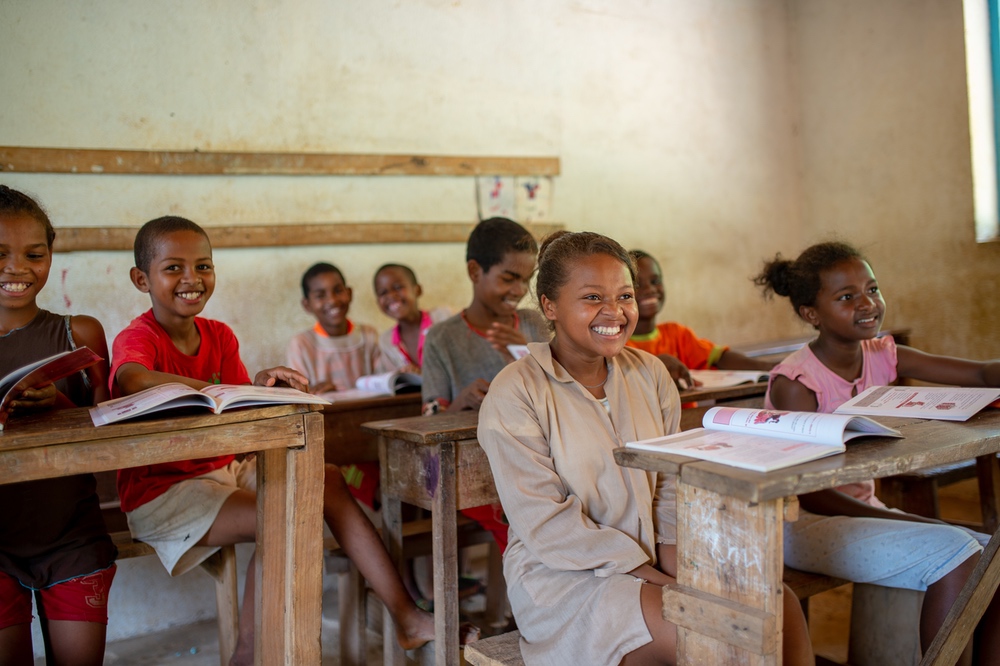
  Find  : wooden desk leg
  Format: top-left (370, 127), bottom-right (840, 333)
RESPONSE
top-left (921, 527), bottom-right (1000, 665)
top-left (255, 413), bottom-right (325, 666)
top-left (380, 436), bottom-right (407, 666)
top-left (432, 440), bottom-right (460, 666)
top-left (675, 482), bottom-right (783, 665)
top-left (976, 454), bottom-right (1000, 535)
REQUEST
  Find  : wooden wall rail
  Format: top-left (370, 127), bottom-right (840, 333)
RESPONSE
top-left (53, 222), bottom-right (564, 252)
top-left (0, 147), bottom-right (560, 177)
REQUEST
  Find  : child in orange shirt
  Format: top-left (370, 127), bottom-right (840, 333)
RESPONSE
top-left (627, 250), bottom-right (772, 389)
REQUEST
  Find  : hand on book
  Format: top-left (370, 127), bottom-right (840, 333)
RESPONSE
top-left (657, 354), bottom-right (698, 391)
top-left (309, 380), bottom-right (337, 395)
top-left (7, 383), bottom-right (59, 412)
top-left (254, 366), bottom-right (309, 392)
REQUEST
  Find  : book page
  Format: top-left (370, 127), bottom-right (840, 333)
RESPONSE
top-left (354, 373), bottom-right (395, 395)
top-left (0, 348), bottom-right (103, 428)
top-left (319, 388), bottom-right (387, 401)
top-left (201, 384), bottom-right (330, 411)
top-left (89, 383), bottom-right (210, 426)
top-left (688, 369), bottom-right (769, 389)
top-left (834, 386), bottom-right (1000, 421)
top-left (703, 406), bottom-right (900, 445)
top-left (626, 428), bottom-right (845, 473)
top-left (1, 348), bottom-right (102, 400)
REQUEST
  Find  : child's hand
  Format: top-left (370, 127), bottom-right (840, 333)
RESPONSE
top-left (486, 323), bottom-right (527, 363)
top-left (254, 366), bottom-right (309, 392)
top-left (452, 378), bottom-right (490, 411)
top-left (8, 383), bottom-right (59, 412)
top-left (310, 381), bottom-right (337, 394)
top-left (657, 354), bottom-right (697, 391)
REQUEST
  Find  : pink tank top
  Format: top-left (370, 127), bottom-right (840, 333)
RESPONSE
top-left (766, 336), bottom-right (898, 506)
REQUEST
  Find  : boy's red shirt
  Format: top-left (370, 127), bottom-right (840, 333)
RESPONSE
top-left (110, 309), bottom-right (251, 512)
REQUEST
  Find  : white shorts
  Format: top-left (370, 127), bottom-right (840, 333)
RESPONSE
top-left (126, 459), bottom-right (257, 576)
top-left (785, 509), bottom-right (985, 591)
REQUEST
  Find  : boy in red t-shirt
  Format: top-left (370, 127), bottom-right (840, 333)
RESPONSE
top-left (626, 250), bottom-right (772, 390)
top-left (112, 216), bottom-right (474, 665)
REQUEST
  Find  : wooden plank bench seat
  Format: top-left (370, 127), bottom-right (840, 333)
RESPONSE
top-left (110, 529), bottom-right (240, 666)
top-left (463, 568), bottom-right (848, 666)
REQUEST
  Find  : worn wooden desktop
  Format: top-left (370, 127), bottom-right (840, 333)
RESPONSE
top-left (361, 382), bottom-right (768, 666)
top-left (322, 393), bottom-right (422, 465)
top-left (615, 409), bottom-right (1000, 666)
top-left (0, 404), bottom-right (326, 666)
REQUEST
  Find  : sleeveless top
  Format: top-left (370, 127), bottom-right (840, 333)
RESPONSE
top-left (0, 310), bottom-right (116, 589)
top-left (765, 336), bottom-right (898, 507)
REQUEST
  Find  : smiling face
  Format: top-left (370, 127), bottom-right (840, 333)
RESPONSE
top-left (130, 229), bottom-right (215, 325)
top-left (374, 266), bottom-right (422, 324)
top-left (634, 255), bottom-right (666, 322)
top-left (541, 253), bottom-right (637, 366)
top-left (0, 213), bottom-right (52, 321)
top-left (302, 270), bottom-right (352, 336)
top-left (470, 250), bottom-right (536, 319)
top-left (801, 257), bottom-right (885, 342)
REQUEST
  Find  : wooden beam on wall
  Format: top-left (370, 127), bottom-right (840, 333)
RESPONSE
top-left (52, 222), bottom-right (564, 252)
top-left (0, 146), bottom-right (560, 177)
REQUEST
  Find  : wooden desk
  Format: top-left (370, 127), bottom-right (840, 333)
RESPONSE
top-left (361, 383), bottom-right (769, 666)
top-left (0, 405), bottom-right (325, 666)
top-left (322, 393), bottom-right (422, 465)
top-left (614, 410), bottom-right (1000, 665)
top-left (364, 410), bottom-right (485, 666)
top-left (732, 328), bottom-right (911, 364)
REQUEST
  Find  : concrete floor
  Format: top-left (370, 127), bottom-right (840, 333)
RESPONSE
top-left (36, 479), bottom-right (983, 665)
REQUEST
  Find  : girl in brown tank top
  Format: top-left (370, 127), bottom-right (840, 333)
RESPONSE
top-left (0, 186), bottom-right (115, 666)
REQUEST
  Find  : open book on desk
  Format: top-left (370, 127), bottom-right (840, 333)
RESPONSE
top-left (833, 385), bottom-right (1000, 421)
top-left (354, 370), bottom-right (421, 396)
top-left (626, 406), bottom-right (901, 472)
top-left (90, 383), bottom-right (331, 426)
top-left (687, 369), bottom-right (769, 389)
top-left (0, 347), bottom-right (103, 430)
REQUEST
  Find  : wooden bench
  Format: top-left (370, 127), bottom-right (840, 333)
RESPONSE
top-left (463, 568), bottom-right (848, 666)
top-left (328, 515), bottom-right (503, 666)
top-left (109, 530), bottom-right (240, 666)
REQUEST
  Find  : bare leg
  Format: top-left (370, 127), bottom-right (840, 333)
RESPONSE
top-left (975, 583), bottom-right (1000, 662)
top-left (41, 620), bottom-right (107, 666)
top-left (781, 582), bottom-right (815, 666)
top-left (0, 623), bottom-right (33, 666)
top-left (620, 583), bottom-right (677, 666)
top-left (196, 489), bottom-right (257, 666)
top-left (922, 555), bottom-right (975, 666)
top-left (321, 465), bottom-right (478, 649)
top-left (621, 582), bottom-right (812, 666)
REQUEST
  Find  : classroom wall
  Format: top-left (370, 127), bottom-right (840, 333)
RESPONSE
top-left (1, 0), bottom-right (995, 649)
top-left (789, 0), bottom-right (1000, 360)
top-left (1, 0), bottom-right (803, 380)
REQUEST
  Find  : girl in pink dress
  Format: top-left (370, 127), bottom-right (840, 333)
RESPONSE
top-left (756, 241), bottom-right (1000, 662)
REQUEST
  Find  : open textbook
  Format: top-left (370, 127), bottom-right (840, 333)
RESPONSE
top-left (354, 370), bottom-right (421, 395)
top-left (833, 386), bottom-right (1000, 422)
top-left (626, 406), bottom-right (901, 473)
top-left (90, 382), bottom-right (330, 426)
top-left (0, 347), bottom-right (103, 430)
top-left (687, 369), bottom-right (769, 389)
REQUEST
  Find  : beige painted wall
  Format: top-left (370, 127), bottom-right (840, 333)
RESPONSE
top-left (790, 0), bottom-right (1000, 360)
top-left (1, 0), bottom-right (802, 377)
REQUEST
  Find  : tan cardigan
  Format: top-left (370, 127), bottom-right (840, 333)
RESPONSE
top-left (478, 342), bottom-right (681, 665)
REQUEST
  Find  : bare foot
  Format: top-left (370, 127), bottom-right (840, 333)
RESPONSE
top-left (395, 607), bottom-right (481, 649)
